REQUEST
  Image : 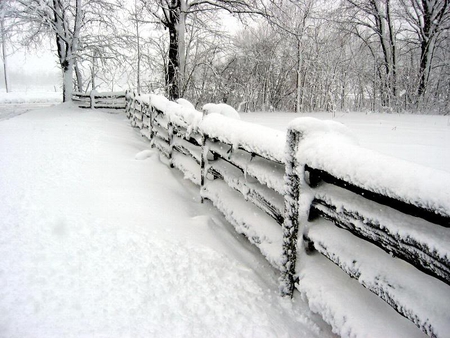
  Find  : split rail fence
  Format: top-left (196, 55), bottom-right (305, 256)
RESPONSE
top-left (72, 90), bottom-right (126, 109)
top-left (124, 91), bottom-right (450, 338)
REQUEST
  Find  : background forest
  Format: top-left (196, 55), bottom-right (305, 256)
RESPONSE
top-left (1, 0), bottom-right (449, 114)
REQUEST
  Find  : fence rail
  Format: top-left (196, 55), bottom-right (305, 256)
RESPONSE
top-left (124, 91), bottom-right (450, 338)
top-left (72, 90), bottom-right (126, 109)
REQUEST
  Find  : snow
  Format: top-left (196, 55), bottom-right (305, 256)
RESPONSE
top-left (297, 253), bottom-right (427, 338)
top-left (312, 184), bottom-right (450, 266)
top-left (288, 117), bottom-right (450, 219)
top-left (148, 94), bottom-right (203, 135)
top-left (308, 220), bottom-right (450, 337)
top-left (127, 95), bottom-right (450, 337)
top-left (241, 111), bottom-right (450, 173)
top-left (201, 114), bottom-right (285, 163)
top-left (0, 92), bottom-right (63, 121)
top-left (176, 98), bottom-right (196, 110)
top-left (0, 91), bottom-right (62, 104)
top-left (0, 103), bottom-right (333, 338)
top-left (203, 103), bottom-right (241, 119)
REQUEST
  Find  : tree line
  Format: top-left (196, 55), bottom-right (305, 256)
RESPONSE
top-left (1, 0), bottom-right (449, 114)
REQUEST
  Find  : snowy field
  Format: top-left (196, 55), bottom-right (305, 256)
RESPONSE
top-left (0, 92), bottom-right (63, 121)
top-left (241, 112), bottom-right (450, 173)
top-left (1, 95), bottom-right (449, 337)
top-left (0, 103), bottom-right (334, 338)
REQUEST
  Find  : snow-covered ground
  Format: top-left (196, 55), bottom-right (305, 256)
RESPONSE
top-left (241, 111), bottom-right (450, 173)
top-left (0, 91), bottom-right (62, 104)
top-left (0, 103), bottom-right (334, 338)
top-left (0, 92), bottom-right (63, 121)
top-left (2, 96), bottom-right (449, 337)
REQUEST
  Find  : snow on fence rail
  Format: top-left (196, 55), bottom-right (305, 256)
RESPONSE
top-left (72, 90), bottom-right (126, 109)
top-left (124, 91), bottom-right (450, 338)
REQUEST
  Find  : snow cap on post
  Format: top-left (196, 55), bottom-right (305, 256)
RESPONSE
top-left (202, 103), bottom-right (241, 120)
top-left (176, 98), bottom-right (195, 110)
top-left (90, 90), bottom-right (97, 109)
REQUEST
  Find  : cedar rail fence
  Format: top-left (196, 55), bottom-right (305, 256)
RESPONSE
top-left (113, 91), bottom-right (449, 337)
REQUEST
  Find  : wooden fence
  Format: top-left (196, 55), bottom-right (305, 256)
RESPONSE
top-left (72, 90), bottom-right (126, 109)
top-left (124, 91), bottom-right (450, 338)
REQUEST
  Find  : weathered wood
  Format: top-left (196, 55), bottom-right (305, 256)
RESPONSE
top-left (207, 142), bottom-right (285, 195)
top-left (149, 106), bottom-right (155, 142)
top-left (305, 220), bottom-right (450, 337)
top-left (173, 144), bottom-right (201, 165)
top-left (200, 134), bottom-right (208, 203)
top-left (305, 165), bottom-right (450, 228)
top-left (209, 157), bottom-right (284, 225)
top-left (309, 199), bottom-right (450, 286)
top-left (280, 128), bottom-right (301, 297)
top-left (207, 137), bottom-right (284, 166)
top-left (168, 122), bottom-right (174, 168)
top-left (72, 91), bottom-right (126, 110)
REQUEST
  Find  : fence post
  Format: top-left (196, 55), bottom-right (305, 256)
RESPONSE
top-left (149, 106), bottom-right (155, 144)
top-left (90, 90), bottom-right (97, 109)
top-left (125, 90), bottom-right (133, 117)
top-left (131, 92), bottom-right (137, 127)
top-left (168, 122), bottom-right (174, 168)
top-left (200, 134), bottom-right (208, 203)
top-left (280, 127), bottom-right (301, 297)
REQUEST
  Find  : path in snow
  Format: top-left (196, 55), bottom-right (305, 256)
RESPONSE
top-left (0, 104), bottom-right (334, 338)
top-left (0, 103), bottom-right (60, 121)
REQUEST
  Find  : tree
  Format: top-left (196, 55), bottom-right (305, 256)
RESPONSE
top-left (12, 0), bottom-right (119, 101)
top-left (0, 0), bottom-right (13, 93)
top-left (143, 0), bottom-right (266, 100)
top-left (265, 0), bottom-right (315, 112)
top-left (12, 0), bottom-right (83, 101)
top-left (399, 0), bottom-right (450, 102)
top-left (342, 0), bottom-right (399, 109)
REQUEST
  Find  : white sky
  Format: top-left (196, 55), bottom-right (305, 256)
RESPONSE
top-left (8, 49), bottom-right (60, 74)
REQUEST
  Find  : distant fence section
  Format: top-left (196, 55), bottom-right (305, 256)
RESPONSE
top-left (124, 91), bottom-right (450, 338)
top-left (72, 90), bottom-right (126, 109)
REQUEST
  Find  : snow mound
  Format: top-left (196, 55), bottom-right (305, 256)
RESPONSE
top-left (202, 103), bottom-right (240, 120)
top-left (201, 113), bottom-right (285, 163)
top-left (135, 149), bottom-right (156, 160)
top-left (176, 98), bottom-right (196, 110)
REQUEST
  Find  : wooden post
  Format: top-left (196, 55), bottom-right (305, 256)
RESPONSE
top-left (149, 106), bottom-right (155, 146)
top-left (200, 134), bottom-right (208, 203)
top-left (131, 92), bottom-right (137, 127)
top-left (90, 90), bottom-right (97, 109)
top-left (168, 122), bottom-right (174, 168)
top-left (280, 128), bottom-right (301, 297)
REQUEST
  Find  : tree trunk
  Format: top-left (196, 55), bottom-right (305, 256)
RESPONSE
top-left (75, 60), bottom-right (83, 92)
top-left (177, 0), bottom-right (187, 97)
top-left (135, 8), bottom-right (141, 94)
top-left (1, 16), bottom-right (8, 93)
top-left (62, 61), bottom-right (73, 102)
top-left (167, 23), bottom-right (180, 100)
top-left (296, 39), bottom-right (303, 113)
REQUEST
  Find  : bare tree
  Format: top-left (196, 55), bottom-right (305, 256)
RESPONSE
top-left (12, 0), bottom-right (83, 101)
top-left (0, 0), bottom-right (13, 93)
top-left (143, 0), bottom-right (266, 100)
top-left (399, 0), bottom-right (450, 102)
top-left (12, 0), bottom-right (120, 101)
top-left (342, 0), bottom-right (399, 109)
